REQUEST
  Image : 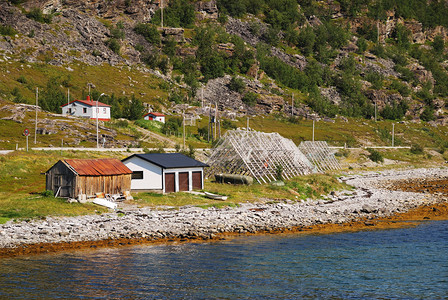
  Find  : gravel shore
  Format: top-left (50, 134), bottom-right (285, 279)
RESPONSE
top-left (1, 168), bottom-right (447, 251)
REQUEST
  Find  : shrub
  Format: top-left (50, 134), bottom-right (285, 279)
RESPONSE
top-left (16, 76), bottom-right (27, 84)
top-left (41, 190), bottom-right (54, 197)
top-left (26, 8), bottom-right (52, 24)
top-left (228, 76), bottom-right (246, 93)
top-left (275, 164), bottom-right (283, 180)
top-left (367, 148), bottom-right (384, 163)
top-left (115, 119), bottom-right (129, 128)
top-left (242, 92), bottom-right (258, 106)
top-left (410, 144), bottom-right (424, 155)
top-left (0, 24), bottom-right (17, 36)
top-left (107, 38), bottom-right (120, 54)
top-left (420, 106), bottom-right (436, 122)
top-left (221, 119), bottom-right (237, 129)
top-left (134, 23), bottom-right (161, 45)
top-left (110, 25), bottom-right (125, 40)
top-left (365, 71), bottom-right (384, 90)
top-left (356, 37), bottom-right (367, 53)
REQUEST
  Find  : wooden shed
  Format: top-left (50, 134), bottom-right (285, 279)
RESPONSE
top-left (45, 158), bottom-right (132, 198)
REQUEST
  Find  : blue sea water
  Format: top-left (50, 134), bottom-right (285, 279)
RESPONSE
top-left (0, 221), bottom-right (447, 299)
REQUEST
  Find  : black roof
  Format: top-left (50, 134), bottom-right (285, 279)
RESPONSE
top-left (122, 153), bottom-right (209, 169)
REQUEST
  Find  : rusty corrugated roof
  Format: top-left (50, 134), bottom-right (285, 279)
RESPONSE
top-left (64, 158), bottom-right (132, 176)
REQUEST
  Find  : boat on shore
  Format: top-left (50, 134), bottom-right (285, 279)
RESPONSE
top-left (204, 191), bottom-right (228, 201)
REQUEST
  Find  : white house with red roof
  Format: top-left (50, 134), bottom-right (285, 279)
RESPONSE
top-left (143, 112), bottom-right (165, 123)
top-left (61, 95), bottom-right (111, 121)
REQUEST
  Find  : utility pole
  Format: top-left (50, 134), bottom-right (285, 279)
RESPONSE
top-left (377, 21), bottom-right (380, 44)
top-left (96, 93), bottom-right (105, 148)
top-left (374, 99), bottom-right (377, 122)
top-left (247, 116), bottom-right (249, 131)
top-left (291, 93), bottom-right (294, 116)
top-left (392, 123), bottom-right (395, 147)
top-left (34, 87), bottom-right (38, 144)
top-left (201, 87), bottom-right (204, 108)
top-left (161, 0), bottom-right (164, 28)
top-left (207, 104), bottom-right (210, 142)
top-left (67, 88), bottom-right (70, 106)
top-left (312, 120), bottom-right (315, 142)
top-left (183, 111), bottom-right (186, 149)
top-left (214, 101), bottom-right (218, 141)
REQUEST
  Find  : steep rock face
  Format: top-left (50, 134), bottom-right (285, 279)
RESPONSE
top-left (226, 17), bottom-right (307, 71)
top-left (354, 53), bottom-right (399, 78)
top-left (408, 63), bottom-right (434, 85)
top-left (364, 89), bottom-right (404, 111)
top-left (0, 3), bottom-right (152, 66)
top-left (22, 0), bottom-right (159, 22)
top-left (195, 0), bottom-right (218, 21)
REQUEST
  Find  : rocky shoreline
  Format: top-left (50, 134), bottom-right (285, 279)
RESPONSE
top-left (1, 168), bottom-right (447, 256)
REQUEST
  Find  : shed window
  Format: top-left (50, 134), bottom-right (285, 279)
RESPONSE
top-left (83, 107), bottom-right (87, 114)
top-left (132, 171), bottom-right (144, 180)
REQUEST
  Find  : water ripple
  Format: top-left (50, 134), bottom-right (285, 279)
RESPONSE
top-left (0, 221), bottom-right (447, 299)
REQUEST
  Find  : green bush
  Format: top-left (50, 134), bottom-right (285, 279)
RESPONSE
top-left (134, 23), bottom-right (161, 45)
top-left (242, 92), bottom-right (258, 106)
top-left (228, 76), bottom-right (246, 93)
top-left (41, 190), bottom-right (54, 198)
top-left (107, 38), bottom-right (121, 54)
top-left (26, 8), bottom-right (52, 24)
top-left (410, 144), bottom-right (424, 154)
top-left (367, 148), bottom-right (384, 163)
top-left (0, 24), bottom-right (17, 36)
top-left (16, 75), bottom-right (27, 84)
top-left (420, 106), bottom-right (436, 122)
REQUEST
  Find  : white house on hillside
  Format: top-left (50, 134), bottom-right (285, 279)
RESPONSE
top-left (143, 112), bottom-right (165, 123)
top-left (122, 153), bottom-right (208, 193)
top-left (61, 95), bottom-right (111, 121)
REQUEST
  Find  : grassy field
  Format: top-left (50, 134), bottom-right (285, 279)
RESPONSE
top-left (0, 61), bottom-right (168, 107)
top-left (134, 173), bottom-right (348, 209)
top-left (0, 150), bottom-right (350, 223)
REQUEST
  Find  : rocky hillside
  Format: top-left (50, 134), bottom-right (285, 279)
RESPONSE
top-left (1, 0), bottom-right (448, 127)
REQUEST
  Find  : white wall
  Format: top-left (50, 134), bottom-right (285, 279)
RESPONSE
top-left (62, 102), bottom-right (110, 120)
top-left (123, 157), bottom-right (163, 191)
top-left (144, 115), bottom-right (165, 123)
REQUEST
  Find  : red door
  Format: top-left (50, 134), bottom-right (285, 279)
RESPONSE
top-left (192, 171), bottom-right (202, 190)
top-left (178, 172), bottom-right (189, 191)
top-left (165, 173), bottom-right (175, 193)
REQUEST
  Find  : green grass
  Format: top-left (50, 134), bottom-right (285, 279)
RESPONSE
top-left (0, 61), bottom-right (167, 106)
top-left (132, 174), bottom-right (349, 208)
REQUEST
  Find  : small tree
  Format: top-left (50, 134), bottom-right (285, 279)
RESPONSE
top-left (433, 35), bottom-right (444, 54)
top-left (228, 76), bottom-right (246, 93)
top-left (242, 92), bottom-right (258, 106)
top-left (410, 144), bottom-right (424, 155)
top-left (367, 148), bottom-right (384, 163)
top-left (134, 23), bottom-right (161, 45)
top-left (275, 164), bottom-right (283, 180)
